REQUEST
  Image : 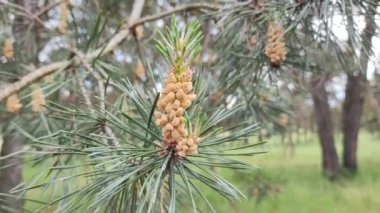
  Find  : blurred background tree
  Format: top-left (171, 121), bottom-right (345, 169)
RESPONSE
top-left (1, 0), bottom-right (380, 212)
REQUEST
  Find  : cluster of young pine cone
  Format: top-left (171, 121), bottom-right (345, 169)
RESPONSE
top-left (31, 86), bottom-right (46, 112)
top-left (134, 60), bottom-right (145, 81)
top-left (6, 94), bottom-right (22, 114)
top-left (265, 24), bottom-right (286, 67)
top-left (155, 68), bottom-right (200, 157)
top-left (177, 134), bottom-right (201, 157)
top-left (2, 39), bottom-right (14, 59)
top-left (3, 38), bottom-right (46, 114)
top-left (58, 0), bottom-right (71, 34)
top-left (5, 86), bottom-right (46, 114)
top-left (277, 113), bottom-right (289, 127)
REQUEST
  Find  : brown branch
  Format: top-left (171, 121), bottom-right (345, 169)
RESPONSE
top-left (129, 2), bottom-right (219, 28)
top-left (76, 74), bottom-right (93, 110)
top-left (0, 2), bottom-right (218, 102)
top-left (0, 61), bottom-right (71, 100)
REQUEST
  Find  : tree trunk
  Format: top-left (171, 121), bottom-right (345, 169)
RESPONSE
top-left (342, 74), bottom-right (366, 173)
top-left (310, 74), bottom-right (340, 179)
top-left (342, 0), bottom-right (377, 173)
top-left (0, 133), bottom-right (24, 210)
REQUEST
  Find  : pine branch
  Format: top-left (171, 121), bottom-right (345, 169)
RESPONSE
top-left (0, 61), bottom-right (70, 101)
top-left (0, 2), bottom-right (218, 102)
top-left (76, 73), bottom-right (93, 110)
top-left (72, 48), bottom-right (120, 147)
top-left (129, 3), bottom-right (219, 29)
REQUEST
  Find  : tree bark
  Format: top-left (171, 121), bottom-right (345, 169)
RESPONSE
top-left (342, 74), bottom-right (365, 172)
top-left (0, 133), bottom-right (24, 210)
top-left (310, 74), bottom-right (340, 179)
top-left (342, 0), bottom-right (377, 173)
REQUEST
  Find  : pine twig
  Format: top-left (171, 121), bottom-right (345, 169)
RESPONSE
top-left (76, 74), bottom-right (93, 111)
top-left (72, 48), bottom-right (121, 147)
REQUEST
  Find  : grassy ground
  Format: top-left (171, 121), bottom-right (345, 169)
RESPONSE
top-left (196, 132), bottom-right (380, 213)
top-left (18, 131), bottom-right (380, 212)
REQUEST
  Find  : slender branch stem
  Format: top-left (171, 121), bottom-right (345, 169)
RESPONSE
top-left (72, 49), bottom-right (105, 110)
top-left (0, 61), bottom-right (71, 101)
top-left (72, 48), bottom-right (121, 147)
top-left (76, 74), bottom-right (93, 111)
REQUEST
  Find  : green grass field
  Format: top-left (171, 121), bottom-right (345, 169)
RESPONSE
top-left (195, 132), bottom-right (380, 213)
top-left (17, 132), bottom-right (380, 212)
